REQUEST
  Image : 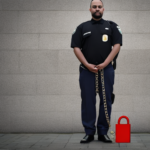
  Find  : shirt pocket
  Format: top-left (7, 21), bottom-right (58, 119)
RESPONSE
top-left (100, 29), bottom-right (112, 42)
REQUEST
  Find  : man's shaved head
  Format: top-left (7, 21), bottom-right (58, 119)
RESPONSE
top-left (90, 0), bottom-right (104, 8)
top-left (89, 0), bottom-right (104, 20)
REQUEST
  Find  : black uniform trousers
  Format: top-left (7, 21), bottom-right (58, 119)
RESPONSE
top-left (79, 62), bottom-right (114, 135)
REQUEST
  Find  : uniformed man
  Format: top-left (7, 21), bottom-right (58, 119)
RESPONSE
top-left (71, 0), bottom-right (122, 143)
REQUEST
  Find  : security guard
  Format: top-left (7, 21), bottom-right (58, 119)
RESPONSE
top-left (71, 0), bottom-right (122, 143)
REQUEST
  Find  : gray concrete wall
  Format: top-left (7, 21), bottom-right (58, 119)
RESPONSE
top-left (0, 0), bottom-right (150, 133)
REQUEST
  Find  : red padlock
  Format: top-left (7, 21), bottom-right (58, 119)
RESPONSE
top-left (116, 115), bottom-right (131, 143)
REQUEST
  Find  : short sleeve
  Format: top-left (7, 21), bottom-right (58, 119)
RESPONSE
top-left (71, 25), bottom-right (83, 49)
top-left (110, 21), bottom-right (122, 46)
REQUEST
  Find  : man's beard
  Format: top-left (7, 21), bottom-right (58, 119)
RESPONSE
top-left (92, 11), bottom-right (103, 19)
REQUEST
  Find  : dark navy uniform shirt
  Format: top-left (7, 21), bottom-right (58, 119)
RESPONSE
top-left (70, 18), bottom-right (122, 68)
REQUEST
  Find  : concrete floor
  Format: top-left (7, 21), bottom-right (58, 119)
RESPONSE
top-left (0, 132), bottom-right (150, 150)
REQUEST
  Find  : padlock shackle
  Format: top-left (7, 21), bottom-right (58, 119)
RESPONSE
top-left (118, 115), bottom-right (129, 124)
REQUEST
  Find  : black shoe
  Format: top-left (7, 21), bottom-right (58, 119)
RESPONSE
top-left (80, 135), bottom-right (94, 143)
top-left (98, 134), bottom-right (112, 143)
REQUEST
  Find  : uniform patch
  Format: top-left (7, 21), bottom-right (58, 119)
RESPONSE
top-left (117, 26), bottom-right (122, 34)
top-left (102, 34), bottom-right (108, 42)
top-left (72, 28), bottom-right (76, 35)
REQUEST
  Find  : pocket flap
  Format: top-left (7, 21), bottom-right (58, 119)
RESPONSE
top-left (101, 29), bottom-right (111, 35)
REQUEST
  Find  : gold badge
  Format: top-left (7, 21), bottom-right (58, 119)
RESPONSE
top-left (102, 34), bottom-right (108, 42)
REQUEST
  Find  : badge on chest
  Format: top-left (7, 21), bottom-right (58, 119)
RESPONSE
top-left (102, 34), bottom-right (108, 42)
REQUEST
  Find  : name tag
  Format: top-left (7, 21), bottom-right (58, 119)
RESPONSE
top-left (83, 31), bottom-right (91, 36)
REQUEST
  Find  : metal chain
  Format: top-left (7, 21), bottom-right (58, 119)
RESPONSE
top-left (95, 69), bottom-right (111, 127)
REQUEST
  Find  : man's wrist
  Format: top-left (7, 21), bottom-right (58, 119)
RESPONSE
top-left (84, 63), bottom-right (89, 68)
top-left (103, 61), bottom-right (109, 67)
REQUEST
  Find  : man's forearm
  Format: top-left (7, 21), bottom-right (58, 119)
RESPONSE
top-left (103, 44), bottom-right (121, 67)
top-left (73, 47), bottom-right (89, 67)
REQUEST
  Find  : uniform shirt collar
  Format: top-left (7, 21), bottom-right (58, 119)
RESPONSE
top-left (91, 18), bottom-right (104, 24)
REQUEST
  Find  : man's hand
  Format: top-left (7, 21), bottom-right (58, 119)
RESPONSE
top-left (95, 63), bottom-right (107, 70)
top-left (86, 64), bottom-right (99, 73)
